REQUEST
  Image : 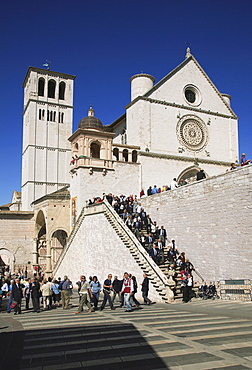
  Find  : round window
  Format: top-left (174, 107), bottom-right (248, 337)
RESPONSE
top-left (176, 115), bottom-right (208, 152)
top-left (184, 85), bottom-right (201, 106)
top-left (185, 89), bottom-right (196, 103)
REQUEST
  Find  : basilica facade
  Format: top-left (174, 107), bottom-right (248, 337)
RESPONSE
top-left (0, 49), bottom-right (238, 275)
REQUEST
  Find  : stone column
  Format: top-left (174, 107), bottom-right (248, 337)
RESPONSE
top-left (32, 238), bottom-right (38, 265)
top-left (128, 151), bottom-right (132, 162)
top-left (79, 137), bottom-right (84, 156)
top-left (108, 140), bottom-right (112, 160)
top-left (45, 238), bottom-right (52, 277)
top-left (84, 137), bottom-right (89, 156)
top-left (119, 150), bottom-right (123, 161)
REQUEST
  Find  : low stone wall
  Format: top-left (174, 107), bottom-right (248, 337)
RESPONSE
top-left (54, 206), bottom-right (162, 302)
top-left (141, 164), bottom-right (252, 283)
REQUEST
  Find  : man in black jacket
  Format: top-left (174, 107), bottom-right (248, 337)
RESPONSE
top-left (30, 278), bottom-right (41, 312)
top-left (12, 278), bottom-right (24, 314)
top-left (112, 276), bottom-right (123, 306)
top-left (141, 273), bottom-right (152, 305)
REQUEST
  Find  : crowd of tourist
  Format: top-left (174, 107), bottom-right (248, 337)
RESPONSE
top-left (88, 192), bottom-right (196, 303)
top-left (0, 271), bottom-right (156, 314)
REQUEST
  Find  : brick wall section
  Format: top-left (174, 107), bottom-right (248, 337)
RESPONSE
top-left (0, 212), bottom-right (34, 273)
top-left (54, 211), bottom-right (162, 302)
top-left (141, 164), bottom-right (252, 283)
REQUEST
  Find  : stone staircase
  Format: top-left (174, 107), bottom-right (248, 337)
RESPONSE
top-left (102, 199), bottom-right (175, 303)
top-left (103, 200), bottom-right (203, 301)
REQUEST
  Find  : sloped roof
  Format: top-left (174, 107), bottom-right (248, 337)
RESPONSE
top-left (32, 186), bottom-right (70, 205)
top-left (142, 55), bottom-right (237, 118)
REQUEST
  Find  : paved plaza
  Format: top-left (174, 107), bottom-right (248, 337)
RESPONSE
top-left (1, 296), bottom-right (252, 370)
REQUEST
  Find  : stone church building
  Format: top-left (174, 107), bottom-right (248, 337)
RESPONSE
top-left (0, 49), bottom-right (239, 278)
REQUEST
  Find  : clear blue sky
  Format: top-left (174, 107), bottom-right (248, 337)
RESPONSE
top-left (1, 0), bottom-right (252, 206)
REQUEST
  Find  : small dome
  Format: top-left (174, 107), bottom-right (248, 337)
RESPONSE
top-left (78, 105), bottom-right (103, 131)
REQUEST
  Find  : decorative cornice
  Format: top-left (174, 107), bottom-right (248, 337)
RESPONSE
top-left (68, 128), bottom-right (115, 142)
top-left (112, 143), bottom-right (140, 150)
top-left (125, 96), bottom-right (238, 120)
top-left (22, 145), bottom-right (71, 156)
top-left (23, 99), bottom-right (73, 115)
top-left (22, 180), bottom-right (69, 188)
top-left (22, 66), bottom-right (76, 88)
top-left (139, 150), bottom-right (232, 166)
top-left (130, 73), bottom-right (155, 83)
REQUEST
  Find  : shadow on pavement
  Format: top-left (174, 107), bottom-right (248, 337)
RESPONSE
top-left (1, 322), bottom-right (170, 370)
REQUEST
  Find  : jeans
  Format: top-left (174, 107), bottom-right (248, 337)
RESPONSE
top-left (100, 290), bottom-right (114, 309)
top-left (124, 292), bottom-right (132, 311)
top-left (7, 294), bottom-right (12, 312)
top-left (142, 291), bottom-right (151, 304)
top-left (92, 292), bottom-right (99, 308)
top-left (112, 291), bottom-right (123, 305)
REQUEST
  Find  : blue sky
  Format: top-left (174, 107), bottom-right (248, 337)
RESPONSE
top-left (1, 0), bottom-right (252, 206)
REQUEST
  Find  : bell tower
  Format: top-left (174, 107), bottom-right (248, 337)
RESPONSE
top-left (21, 66), bottom-right (75, 210)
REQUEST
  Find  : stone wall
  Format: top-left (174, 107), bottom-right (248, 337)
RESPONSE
top-left (70, 161), bottom-right (140, 217)
top-left (0, 212), bottom-right (34, 273)
top-left (141, 164), bottom-right (252, 283)
top-left (54, 208), bottom-right (162, 302)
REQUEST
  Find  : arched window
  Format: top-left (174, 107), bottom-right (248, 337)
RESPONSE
top-left (53, 111), bottom-right (56, 122)
top-left (59, 81), bottom-right (66, 100)
top-left (132, 150), bottom-right (137, 163)
top-left (90, 142), bottom-right (100, 158)
top-left (75, 142), bottom-right (79, 150)
top-left (39, 109), bottom-right (42, 120)
top-left (123, 149), bottom-right (128, 162)
top-left (38, 78), bottom-right (45, 96)
top-left (48, 79), bottom-right (56, 98)
top-left (113, 147), bottom-right (119, 161)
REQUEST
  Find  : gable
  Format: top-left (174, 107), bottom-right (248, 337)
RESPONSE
top-left (145, 56), bottom-right (236, 118)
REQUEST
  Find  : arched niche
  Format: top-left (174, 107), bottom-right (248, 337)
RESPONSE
top-left (35, 210), bottom-right (47, 271)
top-left (90, 141), bottom-right (101, 158)
top-left (0, 248), bottom-right (14, 273)
top-left (113, 147), bottom-right (119, 161)
top-left (132, 150), bottom-right (137, 163)
top-left (123, 149), bottom-right (128, 162)
top-left (50, 229), bottom-right (67, 267)
top-left (177, 165), bottom-right (203, 184)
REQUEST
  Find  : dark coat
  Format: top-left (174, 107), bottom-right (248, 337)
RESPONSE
top-left (141, 277), bottom-right (149, 292)
top-left (30, 281), bottom-right (41, 298)
top-left (112, 279), bottom-right (123, 293)
top-left (12, 283), bottom-right (23, 302)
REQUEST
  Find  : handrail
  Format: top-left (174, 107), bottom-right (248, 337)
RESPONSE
top-left (194, 268), bottom-right (204, 282)
top-left (103, 199), bottom-right (174, 294)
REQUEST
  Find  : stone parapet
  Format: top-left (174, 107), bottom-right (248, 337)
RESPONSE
top-left (141, 164), bottom-right (252, 283)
